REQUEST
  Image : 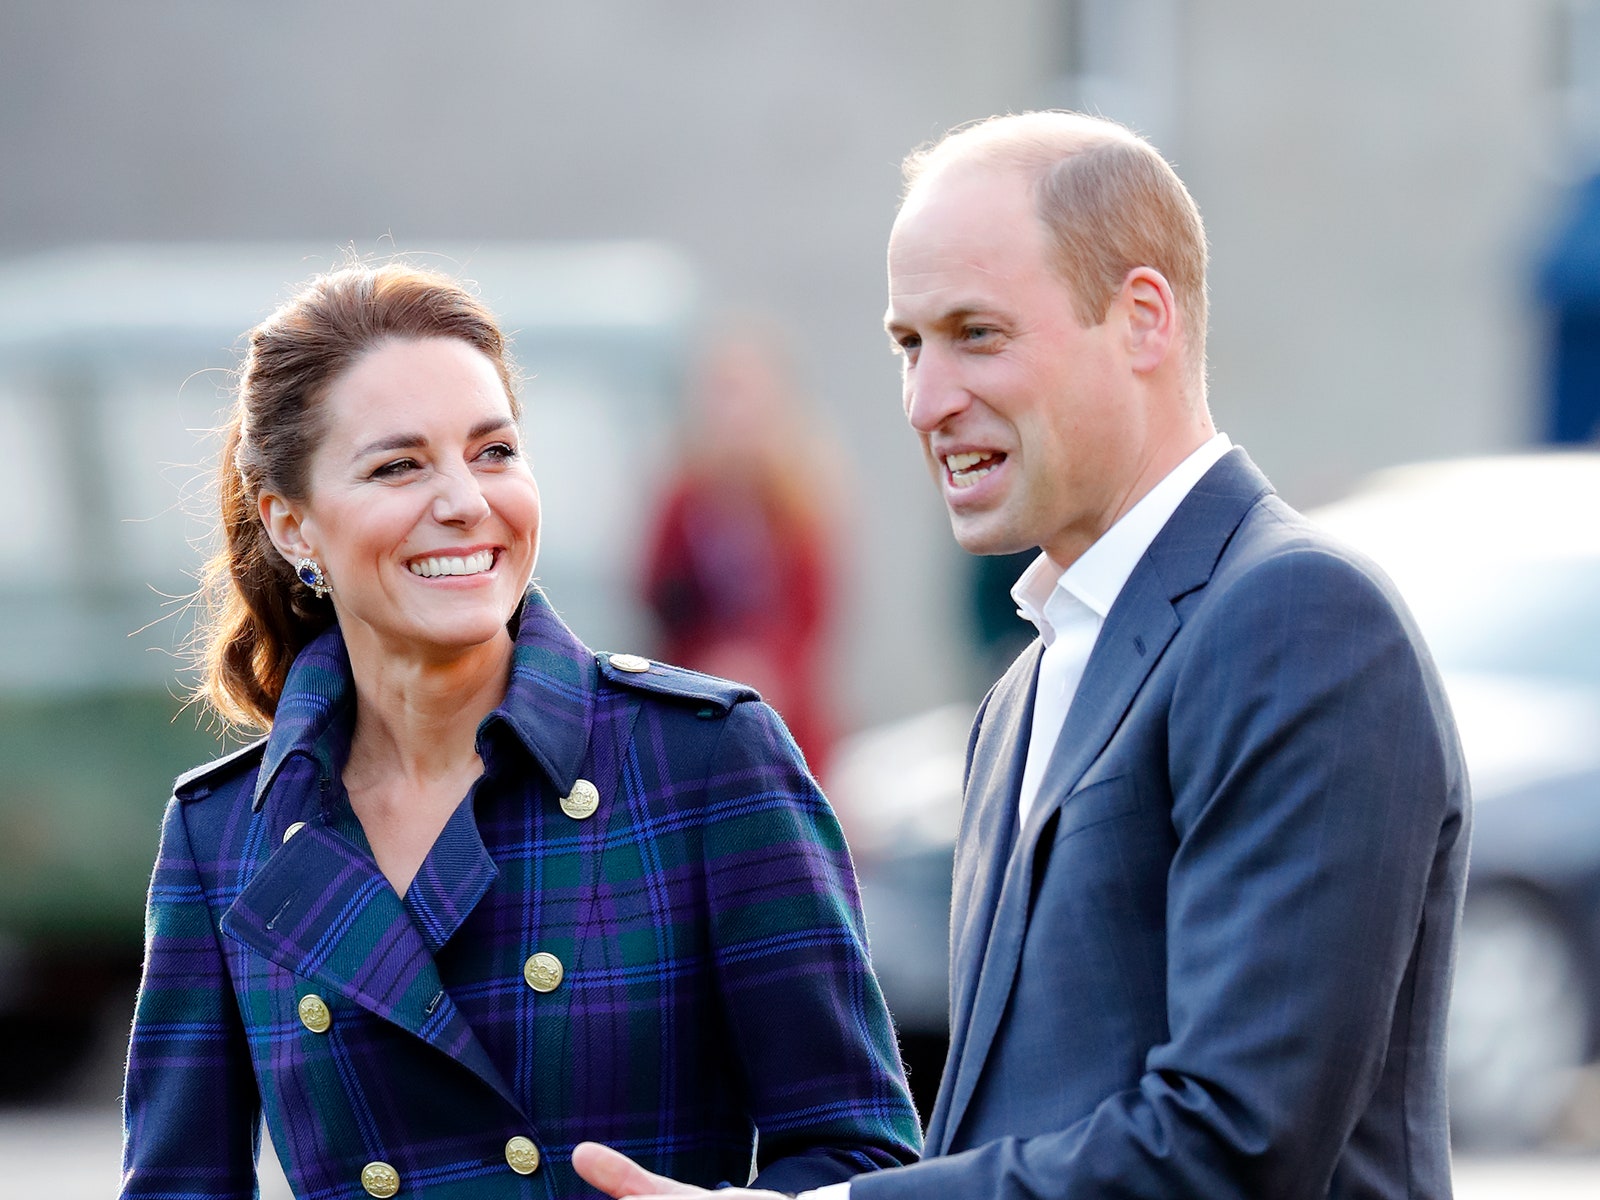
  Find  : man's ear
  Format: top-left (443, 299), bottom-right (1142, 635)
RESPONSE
top-left (1118, 266), bottom-right (1179, 374)
top-left (259, 491), bottom-right (313, 566)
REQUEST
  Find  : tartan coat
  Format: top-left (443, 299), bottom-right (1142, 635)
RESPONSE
top-left (121, 588), bottom-right (921, 1200)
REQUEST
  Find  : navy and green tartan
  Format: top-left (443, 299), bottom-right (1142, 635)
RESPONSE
top-left (121, 588), bottom-right (921, 1199)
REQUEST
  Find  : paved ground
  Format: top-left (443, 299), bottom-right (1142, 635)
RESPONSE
top-left (7, 1105), bottom-right (1600, 1199)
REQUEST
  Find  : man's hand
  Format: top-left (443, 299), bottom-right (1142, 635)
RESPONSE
top-left (570, 1142), bottom-right (790, 1200)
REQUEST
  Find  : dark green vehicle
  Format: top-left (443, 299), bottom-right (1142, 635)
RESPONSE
top-left (0, 242), bottom-right (695, 1096)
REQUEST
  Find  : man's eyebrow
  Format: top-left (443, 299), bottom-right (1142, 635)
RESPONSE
top-left (353, 417), bottom-right (516, 458)
top-left (885, 303), bottom-right (991, 333)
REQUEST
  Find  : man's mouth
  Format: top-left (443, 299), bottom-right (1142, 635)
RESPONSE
top-left (408, 549), bottom-right (495, 578)
top-left (945, 450), bottom-right (1005, 489)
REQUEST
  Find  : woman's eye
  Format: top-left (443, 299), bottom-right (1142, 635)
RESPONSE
top-left (372, 458), bottom-right (419, 479)
top-left (478, 442), bottom-right (518, 463)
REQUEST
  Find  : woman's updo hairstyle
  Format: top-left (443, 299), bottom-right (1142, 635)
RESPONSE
top-left (197, 261), bottom-right (520, 730)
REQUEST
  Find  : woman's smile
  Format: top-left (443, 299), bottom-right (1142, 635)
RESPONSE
top-left (264, 336), bottom-right (542, 666)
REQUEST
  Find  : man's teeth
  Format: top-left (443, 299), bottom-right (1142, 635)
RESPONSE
top-left (409, 550), bottom-right (494, 578)
top-left (946, 451), bottom-right (998, 489)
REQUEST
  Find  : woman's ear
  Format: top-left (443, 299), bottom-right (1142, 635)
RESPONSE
top-left (1118, 266), bottom-right (1179, 374)
top-left (259, 491), bottom-right (313, 566)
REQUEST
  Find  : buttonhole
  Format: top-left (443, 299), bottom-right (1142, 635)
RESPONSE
top-left (266, 891), bottom-right (299, 931)
top-left (424, 991), bottom-right (444, 1015)
top-left (1133, 635), bottom-right (1146, 656)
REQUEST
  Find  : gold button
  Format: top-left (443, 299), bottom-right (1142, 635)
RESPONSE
top-left (610, 653), bottom-right (651, 673)
top-left (282, 821), bottom-right (306, 843)
top-left (298, 993), bottom-right (332, 1034)
top-left (559, 779), bottom-right (600, 820)
top-left (505, 1136), bottom-right (541, 1175)
top-left (361, 1161), bottom-right (400, 1198)
top-left (523, 952), bottom-right (564, 993)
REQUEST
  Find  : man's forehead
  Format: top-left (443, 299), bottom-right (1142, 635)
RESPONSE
top-left (897, 158), bottom-right (1034, 228)
top-left (889, 175), bottom-right (1049, 296)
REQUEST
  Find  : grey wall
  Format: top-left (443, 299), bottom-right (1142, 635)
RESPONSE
top-left (0, 1), bottom-right (1570, 726)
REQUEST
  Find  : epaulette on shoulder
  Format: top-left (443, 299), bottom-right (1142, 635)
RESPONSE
top-left (595, 652), bottom-right (759, 718)
top-left (173, 736), bottom-right (269, 802)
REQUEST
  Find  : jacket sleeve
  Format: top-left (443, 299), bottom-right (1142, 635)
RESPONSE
top-left (121, 796), bottom-right (262, 1200)
top-left (857, 544), bottom-right (1466, 1199)
top-left (699, 699), bottom-right (923, 1193)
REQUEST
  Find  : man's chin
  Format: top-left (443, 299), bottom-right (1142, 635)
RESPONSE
top-left (950, 516), bottom-right (1032, 558)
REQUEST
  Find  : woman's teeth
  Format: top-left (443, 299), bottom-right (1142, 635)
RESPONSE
top-left (409, 550), bottom-right (494, 578)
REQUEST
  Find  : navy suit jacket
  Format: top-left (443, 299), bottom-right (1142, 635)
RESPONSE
top-left (857, 449), bottom-right (1470, 1199)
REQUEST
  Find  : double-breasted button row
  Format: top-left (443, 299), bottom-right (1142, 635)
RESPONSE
top-left (355, 1137), bottom-right (540, 1196)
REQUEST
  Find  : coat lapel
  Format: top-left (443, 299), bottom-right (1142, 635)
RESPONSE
top-left (222, 819), bottom-right (524, 1113)
top-left (936, 448), bottom-right (1274, 1150)
top-left (220, 588), bottom-right (612, 1120)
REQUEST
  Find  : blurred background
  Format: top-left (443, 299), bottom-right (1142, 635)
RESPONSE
top-left (4, 1), bottom-right (1600, 1194)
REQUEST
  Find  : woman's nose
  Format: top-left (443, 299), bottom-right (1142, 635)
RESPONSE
top-left (433, 468), bottom-right (491, 525)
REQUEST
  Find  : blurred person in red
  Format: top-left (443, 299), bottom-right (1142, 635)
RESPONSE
top-left (641, 323), bottom-right (841, 777)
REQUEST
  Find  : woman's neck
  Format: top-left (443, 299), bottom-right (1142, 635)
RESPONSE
top-left (341, 629), bottom-right (515, 793)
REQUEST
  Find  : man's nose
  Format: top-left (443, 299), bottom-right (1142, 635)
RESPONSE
top-left (904, 348), bottom-right (968, 434)
top-left (433, 467), bottom-right (491, 525)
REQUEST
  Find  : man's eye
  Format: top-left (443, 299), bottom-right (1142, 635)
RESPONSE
top-left (894, 334), bottom-right (921, 356)
top-left (962, 326), bottom-right (994, 342)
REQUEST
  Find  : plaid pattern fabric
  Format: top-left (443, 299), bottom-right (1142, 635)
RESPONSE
top-left (122, 589), bottom-right (920, 1199)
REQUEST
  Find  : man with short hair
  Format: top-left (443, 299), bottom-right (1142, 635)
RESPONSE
top-left (577, 110), bottom-right (1469, 1200)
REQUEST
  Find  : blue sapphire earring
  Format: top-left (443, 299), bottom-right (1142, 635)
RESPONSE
top-left (295, 557), bottom-right (331, 599)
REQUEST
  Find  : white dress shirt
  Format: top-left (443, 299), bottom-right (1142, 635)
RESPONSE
top-left (1011, 432), bottom-right (1232, 829)
top-left (795, 435), bottom-right (1231, 1200)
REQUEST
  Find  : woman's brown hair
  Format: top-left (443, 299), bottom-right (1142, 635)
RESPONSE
top-left (196, 261), bottom-right (520, 730)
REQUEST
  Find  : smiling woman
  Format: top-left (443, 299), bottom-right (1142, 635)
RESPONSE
top-left (119, 263), bottom-right (920, 1200)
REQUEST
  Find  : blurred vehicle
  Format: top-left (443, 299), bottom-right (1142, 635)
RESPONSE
top-left (1313, 452), bottom-right (1600, 1149)
top-left (0, 241), bottom-right (696, 1097)
top-left (840, 452), bottom-right (1600, 1148)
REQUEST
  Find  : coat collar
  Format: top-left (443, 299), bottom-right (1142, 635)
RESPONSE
top-left (251, 624), bottom-right (353, 812)
top-left (481, 586), bottom-right (599, 797)
top-left (251, 586), bottom-right (599, 813)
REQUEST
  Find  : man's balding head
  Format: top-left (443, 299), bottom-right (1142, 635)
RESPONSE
top-left (902, 112), bottom-right (1209, 394)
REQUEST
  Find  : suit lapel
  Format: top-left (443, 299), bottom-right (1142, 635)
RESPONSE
top-left (925, 646), bottom-right (1037, 1150)
top-left (936, 448), bottom-right (1274, 1150)
top-left (222, 822), bottom-right (523, 1114)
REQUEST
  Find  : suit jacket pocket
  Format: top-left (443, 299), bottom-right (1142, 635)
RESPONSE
top-left (1053, 773), bottom-right (1140, 840)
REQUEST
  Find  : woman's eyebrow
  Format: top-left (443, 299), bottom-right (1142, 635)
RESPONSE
top-left (353, 417), bottom-right (515, 459)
